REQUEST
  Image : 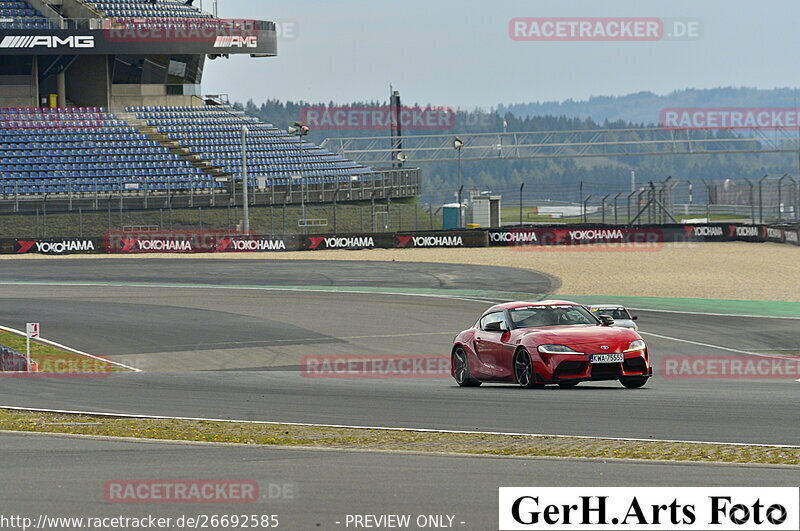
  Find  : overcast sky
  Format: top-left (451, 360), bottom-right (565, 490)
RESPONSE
top-left (201, 0), bottom-right (800, 109)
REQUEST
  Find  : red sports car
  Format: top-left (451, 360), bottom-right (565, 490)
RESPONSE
top-left (451, 301), bottom-right (652, 388)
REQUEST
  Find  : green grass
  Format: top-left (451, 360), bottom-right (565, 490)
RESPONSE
top-left (0, 409), bottom-right (796, 465)
top-left (0, 330), bottom-right (124, 374)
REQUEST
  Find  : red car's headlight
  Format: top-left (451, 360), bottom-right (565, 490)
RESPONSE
top-left (624, 340), bottom-right (646, 353)
top-left (538, 344), bottom-right (584, 355)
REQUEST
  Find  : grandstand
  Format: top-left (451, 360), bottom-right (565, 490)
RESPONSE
top-left (0, 0), bottom-right (56, 29)
top-left (0, 107), bottom-right (216, 195)
top-left (0, 0), bottom-right (420, 213)
top-left (84, 0), bottom-right (213, 19)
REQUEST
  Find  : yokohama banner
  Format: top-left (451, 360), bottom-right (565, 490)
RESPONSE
top-left (726, 224), bottom-right (766, 242)
top-left (395, 231), bottom-right (488, 248)
top-left (303, 233), bottom-right (395, 250)
top-left (765, 226), bottom-right (800, 246)
top-left (10, 238), bottom-right (102, 255)
top-left (488, 227), bottom-right (666, 246)
top-left (104, 231), bottom-right (298, 253)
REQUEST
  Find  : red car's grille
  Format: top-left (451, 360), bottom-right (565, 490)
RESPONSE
top-left (590, 363), bottom-right (622, 379)
top-left (555, 360), bottom-right (586, 377)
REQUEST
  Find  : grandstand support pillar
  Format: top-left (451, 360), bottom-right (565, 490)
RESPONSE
top-left (387, 188), bottom-right (393, 231)
top-left (68, 182), bottom-right (73, 211)
top-left (371, 191), bottom-right (377, 232)
top-left (241, 126), bottom-right (250, 232)
top-left (333, 186), bottom-right (340, 233)
top-left (190, 183), bottom-right (194, 207)
top-left (57, 73), bottom-right (66, 108)
top-left (457, 185), bottom-right (464, 229)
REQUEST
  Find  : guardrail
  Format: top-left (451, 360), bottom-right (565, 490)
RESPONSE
top-left (1, 223), bottom-right (797, 255)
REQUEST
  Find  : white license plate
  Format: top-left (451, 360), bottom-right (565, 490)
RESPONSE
top-left (590, 353), bottom-right (624, 364)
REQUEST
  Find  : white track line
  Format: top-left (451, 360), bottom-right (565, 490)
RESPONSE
top-left (640, 331), bottom-right (798, 361)
top-left (630, 307), bottom-right (800, 320)
top-left (0, 325), bottom-right (140, 372)
top-left (1, 405), bottom-right (798, 449)
top-left (0, 281), bottom-right (501, 305)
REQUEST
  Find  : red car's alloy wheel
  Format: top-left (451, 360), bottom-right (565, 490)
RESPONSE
top-left (514, 349), bottom-right (543, 389)
top-left (453, 348), bottom-right (481, 387)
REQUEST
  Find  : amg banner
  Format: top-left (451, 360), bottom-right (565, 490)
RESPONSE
top-left (0, 20), bottom-right (276, 56)
top-left (104, 231), bottom-right (297, 253)
top-left (8, 238), bottom-right (102, 255)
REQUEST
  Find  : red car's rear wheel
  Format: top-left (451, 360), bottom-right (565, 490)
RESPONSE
top-left (453, 347), bottom-right (481, 387)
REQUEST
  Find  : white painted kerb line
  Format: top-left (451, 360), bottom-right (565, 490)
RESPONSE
top-left (0, 325), bottom-right (140, 372)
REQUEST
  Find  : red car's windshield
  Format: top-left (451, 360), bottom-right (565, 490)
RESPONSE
top-left (509, 305), bottom-right (598, 328)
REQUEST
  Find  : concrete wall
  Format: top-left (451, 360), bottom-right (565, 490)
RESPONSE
top-left (109, 84), bottom-right (202, 109)
top-left (0, 75), bottom-right (36, 107)
top-left (65, 56), bottom-right (109, 107)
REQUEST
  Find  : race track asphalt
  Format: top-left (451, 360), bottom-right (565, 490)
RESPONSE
top-left (3, 432), bottom-right (798, 530)
top-left (0, 259), bottom-right (797, 447)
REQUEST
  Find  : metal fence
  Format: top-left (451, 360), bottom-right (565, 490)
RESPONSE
top-left (0, 196), bottom-right (441, 240)
top-left (459, 174), bottom-right (800, 226)
top-left (0, 168), bottom-right (420, 215)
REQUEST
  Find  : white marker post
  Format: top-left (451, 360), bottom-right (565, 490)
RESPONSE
top-left (26, 323), bottom-right (39, 371)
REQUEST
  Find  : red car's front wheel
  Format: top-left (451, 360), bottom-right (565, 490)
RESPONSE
top-left (620, 375), bottom-right (649, 389)
top-left (514, 349), bottom-right (544, 389)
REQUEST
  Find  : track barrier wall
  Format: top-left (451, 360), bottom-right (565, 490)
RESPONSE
top-left (0, 344), bottom-right (34, 371)
top-left (1, 224), bottom-right (797, 255)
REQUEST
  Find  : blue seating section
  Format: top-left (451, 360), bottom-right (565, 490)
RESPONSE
top-left (0, 107), bottom-right (221, 196)
top-left (128, 105), bottom-right (374, 187)
top-left (85, 0), bottom-right (212, 19)
top-left (0, 0), bottom-right (57, 29)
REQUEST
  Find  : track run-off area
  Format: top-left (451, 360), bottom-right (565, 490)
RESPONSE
top-left (0, 256), bottom-right (798, 526)
top-left (0, 257), bottom-right (797, 446)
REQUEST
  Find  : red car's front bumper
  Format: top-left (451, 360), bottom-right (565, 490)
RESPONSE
top-left (534, 350), bottom-right (652, 384)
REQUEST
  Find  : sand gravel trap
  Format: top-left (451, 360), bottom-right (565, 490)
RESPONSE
top-left (8, 242), bottom-right (797, 301)
top-left (256, 242), bottom-right (800, 301)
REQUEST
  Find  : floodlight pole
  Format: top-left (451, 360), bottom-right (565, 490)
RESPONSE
top-left (241, 125), bottom-right (250, 232)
